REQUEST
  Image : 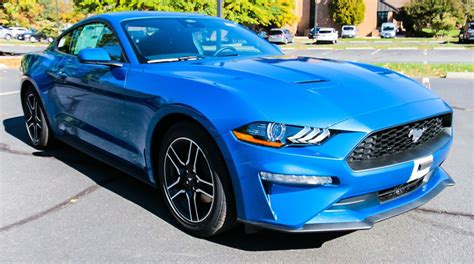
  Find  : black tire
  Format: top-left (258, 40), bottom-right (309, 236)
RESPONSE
top-left (157, 121), bottom-right (236, 237)
top-left (21, 85), bottom-right (54, 149)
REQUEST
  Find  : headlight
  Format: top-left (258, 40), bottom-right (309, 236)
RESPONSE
top-left (232, 122), bottom-right (331, 148)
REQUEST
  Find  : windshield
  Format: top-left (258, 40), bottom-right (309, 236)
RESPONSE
top-left (123, 17), bottom-right (281, 63)
top-left (382, 25), bottom-right (395, 31)
top-left (343, 26), bottom-right (354, 31)
top-left (319, 30), bottom-right (331, 34)
top-left (470, 24), bottom-right (474, 30)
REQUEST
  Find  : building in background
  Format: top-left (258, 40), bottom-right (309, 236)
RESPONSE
top-left (291, 0), bottom-right (410, 37)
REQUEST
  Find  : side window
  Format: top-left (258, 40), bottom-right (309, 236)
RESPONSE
top-left (69, 23), bottom-right (124, 62)
top-left (57, 31), bottom-right (74, 54)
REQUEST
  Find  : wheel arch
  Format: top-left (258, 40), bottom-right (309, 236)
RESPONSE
top-left (145, 106), bottom-right (242, 217)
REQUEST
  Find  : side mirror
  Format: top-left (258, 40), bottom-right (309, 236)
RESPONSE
top-left (78, 48), bottom-right (122, 67)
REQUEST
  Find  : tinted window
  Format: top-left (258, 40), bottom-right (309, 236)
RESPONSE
top-left (70, 23), bottom-right (124, 61)
top-left (319, 30), bottom-right (331, 34)
top-left (382, 25), bottom-right (395, 31)
top-left (123, 18), bottom-right (280, 62)
top-left (470, 24), bottom-right (474, 30)
top-left (269, 30), bottom-right (283, 35)
top-left (343, 26), bottom-right (355, 30)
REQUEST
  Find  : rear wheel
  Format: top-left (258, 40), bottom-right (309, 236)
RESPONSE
top-left (21, 86), bottom-right (54, 149)
top-left (157, 122), bottom-right (236, 237)
top-left (5, 34), bottom-right (11, 40)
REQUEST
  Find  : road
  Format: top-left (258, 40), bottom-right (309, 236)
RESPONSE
top-left (1, 44), bottom-right (473, 64)
top-left (0, 69), bottom-right (473, 262)
top-left (284, 48), bottom-right (474, 64)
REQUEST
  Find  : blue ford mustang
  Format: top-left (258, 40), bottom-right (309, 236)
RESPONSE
top-left (20, 11), bottom-right (454, 237)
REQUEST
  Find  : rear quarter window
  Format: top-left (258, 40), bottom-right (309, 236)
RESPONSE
top-left (57, 31), bottom-right (74, 54)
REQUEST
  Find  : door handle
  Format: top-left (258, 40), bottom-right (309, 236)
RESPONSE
top-left (57, 71), bottom-right (67, 80)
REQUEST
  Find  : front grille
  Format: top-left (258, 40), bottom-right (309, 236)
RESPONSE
top-left (348, 114), bottom-right (451, 164)
top-left (378, 176), bottom-right (425, 202)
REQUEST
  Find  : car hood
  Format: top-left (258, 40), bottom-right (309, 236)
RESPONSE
top-left (148, 56), bottom-right (439, 128)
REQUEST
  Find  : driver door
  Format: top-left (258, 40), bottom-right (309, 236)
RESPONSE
top-left (50, 22), bottom-right (132, 161)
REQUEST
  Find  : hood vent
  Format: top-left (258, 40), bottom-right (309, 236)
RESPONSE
top-left (294, 79), bottom-right (327, 84)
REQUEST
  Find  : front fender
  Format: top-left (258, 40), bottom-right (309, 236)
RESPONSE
top-left (143, 105), bottom-right (247, 218)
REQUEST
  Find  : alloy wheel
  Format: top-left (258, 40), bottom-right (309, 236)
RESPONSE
top-left (24, 93), bottom-right (43, 144)
top-left (163, 137), bottom-right (215, 224)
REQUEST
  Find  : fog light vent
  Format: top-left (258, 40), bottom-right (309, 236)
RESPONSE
top-left (259, 171), bottom-right (335, 186)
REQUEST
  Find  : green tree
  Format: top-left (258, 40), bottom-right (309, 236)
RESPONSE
top-left (403, 0), bottom-right (464, 36)
top-left (329, 0), bottom-right (365, 26)
top-left (74, 0), bottom-right (297, 27)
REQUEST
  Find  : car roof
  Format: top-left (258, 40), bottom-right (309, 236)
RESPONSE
top-left (84, 11), bottom-right (208, 23)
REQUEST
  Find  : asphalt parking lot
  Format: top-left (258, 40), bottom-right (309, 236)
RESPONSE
top-left (285, 48), bottom-right (474, 64)
top-left (0, 69), bottom-right (473, 262)
top-left (1, 44), bottom-right (474, 64)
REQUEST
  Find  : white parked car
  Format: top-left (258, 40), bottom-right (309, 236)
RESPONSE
top-left (314, 27), bottom-right (338, 44)
top-left (381, 22), bottom-right (397, 38)
top-left (8, 27), bottom-right (29, 39)
top-left (341, 25), bottom-right (357, 38)
top-left (0, 26), bottom-right (12, 40)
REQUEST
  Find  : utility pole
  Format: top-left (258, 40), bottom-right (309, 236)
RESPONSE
top-left (313, 0), bottom-right (318, 28)
top-left (55, 0), bottom-right (60, 31)
top-left (217, 0), bottom-right (223, 18)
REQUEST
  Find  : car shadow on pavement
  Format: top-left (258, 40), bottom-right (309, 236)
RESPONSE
top-left (3, 116), bottom-right (352, 251)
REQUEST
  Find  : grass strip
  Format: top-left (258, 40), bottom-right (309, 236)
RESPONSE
top-left (373, 63), bottom-right (474, 78)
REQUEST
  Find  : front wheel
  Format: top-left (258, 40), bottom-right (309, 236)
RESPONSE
top-left (21, 86), bottom-right (54, 149)
top-left (157, 122), bottom-right (236, 237)
top-left (5, 34), bottom-right (11, 40)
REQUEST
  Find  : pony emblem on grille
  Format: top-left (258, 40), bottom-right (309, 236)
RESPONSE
top-left (408, 127), bottom-right (426, 143)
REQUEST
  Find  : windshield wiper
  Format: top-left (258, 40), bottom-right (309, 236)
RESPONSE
top-left (216, 53), bottom-right (239, 57)
top-left (147, 55), bottom-right (204, 64)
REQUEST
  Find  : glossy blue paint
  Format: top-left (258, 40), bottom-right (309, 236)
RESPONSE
top-left (20, 11), bottom-right (453, 231)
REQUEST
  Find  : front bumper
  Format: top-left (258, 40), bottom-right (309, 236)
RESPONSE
top-left (219, 99), bottom-right (453, 232)
top-left (315, 36), bottom-right (336, 41)
top-left (268, 36), bottom-right (286, 43)
top-left (241, 168), bottom-right (454, 232)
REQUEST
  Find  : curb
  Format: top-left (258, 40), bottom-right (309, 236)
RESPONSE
top-left (445, 72), bottom-right (474, 79)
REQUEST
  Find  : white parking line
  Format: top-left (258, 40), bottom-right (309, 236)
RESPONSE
top-left (370, 49), bottom-right (381, 55)
top-left (306, 47), bottom-right (334, 50)
top-left (387, 47), bottom-right (418, 50)
top-left (433, 47), bottom-right (466, 50)
top-left (345, 47), bottom-right (375, 50)
top-left (322, 50), bottom-right (335, 55)
top-left (0, 91), bottom-right (20, 96)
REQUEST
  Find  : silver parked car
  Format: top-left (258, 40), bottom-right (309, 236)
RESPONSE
top-left (341, 25), bottom-right (357, 38)
top-left (0, 26), bottom-right (12, 40)
top-left (459, 22), bottom-right (474, 43)
top-left (267, 28), bottom-right (294, 44)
